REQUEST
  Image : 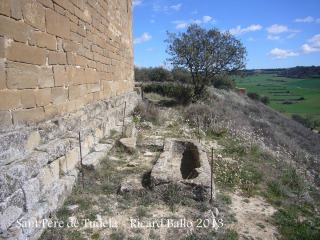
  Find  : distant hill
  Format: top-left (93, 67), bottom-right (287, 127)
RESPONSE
top-left (245, 66), bottom-right (320, 78)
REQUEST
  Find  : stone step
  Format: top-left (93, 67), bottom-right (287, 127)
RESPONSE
top-left (82, 141), bottom-right (114, 170)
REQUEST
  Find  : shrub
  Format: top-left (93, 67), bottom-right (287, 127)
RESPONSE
top-left (292, 114), bottom-right (319, 130)
top-left (261, 96), bottom-right (270, 105)
top-left (247, 92), bottom-right (261, 101)
top-left (134, 66), bottom-right (152, 82)
top-left (142, 83), bottom-right (193, 105)
top-left (282, 99), bottom-right (296, 104)
top-left (171, 67), bottom-right (192, 83)
top-left (149, 67), bottom-right (173, 82)
top-left (211, 75), bottom-right (235, 90)
top-left (133, 101), bottom-right (160, 123)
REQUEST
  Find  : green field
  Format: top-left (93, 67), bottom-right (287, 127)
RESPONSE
top-left (235, 74), bottom-right (320, 124)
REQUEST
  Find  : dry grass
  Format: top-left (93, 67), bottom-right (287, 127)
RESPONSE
top-left (185, 88), bottom-right (320, 187)
top-left (133, 100), bottom-right (161, 123)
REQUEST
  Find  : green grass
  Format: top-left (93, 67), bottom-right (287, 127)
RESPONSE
top-left (235, 74), bottom-right (320, 125)
top-left (273, 206), bottom-right (320, 240)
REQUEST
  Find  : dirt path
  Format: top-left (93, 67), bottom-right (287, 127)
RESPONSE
top-left (228, 192), bottom-right (278, 240)
top-left (42, 104), bottom-right (281, 240)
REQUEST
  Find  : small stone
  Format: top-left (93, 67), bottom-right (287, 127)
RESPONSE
top-left (119, 178), bottom-right (142, 193)
top-left (140, 121), bottom-right (153, 129)
top-left (201, 209), bottom-right (214, 220)
top-left (68, 216), bottom-right (77, 224)
top-left (139, 136), bottom-right (164, 149)
top-left (143, 151), bottom-right (154, 157)
top-left (94, 143), bottom-right (113, 152)
top-left (119, 137), bottom-right (136, 152)
top-left (82, 151), bottom-right (106, 170)
top-left (213, 207), bottom-right (219, 217)
top-left (96, 214), bottom-right (102, 222)
top-left (221, 157), bottom-right (237, 164)
top-left (127, 162), bottom-right (138, 167)
top-left (67, 205), bottom-right (79, 211)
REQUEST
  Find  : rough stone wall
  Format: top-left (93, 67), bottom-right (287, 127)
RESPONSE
top-left (0, 0), bottom-right (137, 239)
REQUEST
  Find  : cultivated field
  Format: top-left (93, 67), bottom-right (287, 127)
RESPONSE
top-left (235, 74), bottom-right (320, 124)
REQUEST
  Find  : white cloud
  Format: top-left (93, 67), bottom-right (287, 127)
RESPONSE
top-left (247, 37), bottom-right (255, 42)
top-left (266, 24), bottom-right (290, 34)
top-left (191, 10), bottom-right (198, 15)
top-left (301, 34), bottom-right (320, 53)
top-left (153, 2), bottom-right (182, 13)
top-left (268, 48), bottom-right (299, 59)
top-left (301, 44), bottom-right (320, 53)
top-left (192, 19), bottom-right (202, 25)
top-left (267, 35), bottom-right (280, 40)
top-left (147, 48), bottom-right (154, 52)
top-left (294, 16), bottom-right (314, 23)
top-left (203, 16), bottom-right (212, 23)
top-left (176, 22), bottom-right (188, 29)
top-left (316, 18), bottom-right (320, 23)
top-left (134, 32), bottom-right (152, 44)
top-left (133, 0), bottom-right (142, 7)
top-left (287, 33), bottom-right (296, 39)
top-left (171, 4), bottom-right (182, 11)
top-left (173, 16), bottom-right (217, 29)
top-left (153, 3), bottom-right (160, 11)
top-left (229, 24), bottom-right (262, 36)
top-left (309, 34), bottom-right (320, 47)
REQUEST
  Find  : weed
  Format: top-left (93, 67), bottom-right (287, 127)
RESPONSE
top-left (110, 230), bottom-right (126, 240)
top-left (224, 139), bottom-right (248, 157)
top-left (134, 101), bottom-right (161, 123)
top-left (213, 159), bottom-right (242, 187)
top-left (66, 230), bottom-right (83, 240)
top-left (56, 206), bottom-right (70, 223)
top-left (109, 129), bottom-right (118, 138)
top-left (184, 233), bottom-right (198, 240)
top-left (197, 201), bottom-right (211, 212)
top-left (161, 184), bottom-right (183, 212)
top-left (224, 213), bottom-right (238, 224)
top-left (185, 228), bottom-right (239, 240)
top-left (217, 193), bottom-right (232, 205)
top-left (281, 168), bottom-right (307, 193)
top-left (128, 236), bottom-right (143, 240)
top-left (205, 128), bottom-right (228, 140)
top-left (217, 229), bottom-right (239, 240)
top-left (85, 213), bottom-right (97, 222)
top-left (136, 206), bottom-right (147, 218)
top-left (77, 198), bottom-right (91, 211)
top-left (256, 222), bottom-right (266, 229)
top-left (267, 181), bottom-right (286, 199)
top-left (273, 205), bottom-right (320, 240)
top-left (149, 230), bottom-right (160, 239)
top-left (240, 165), bottom-right (263, 195)
top-left (39, 229), bottom-right (64, 240)
top-left (91, 232), bottom-right (100, 239)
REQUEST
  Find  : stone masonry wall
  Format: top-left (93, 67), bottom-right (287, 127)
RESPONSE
top-left (0, 0), bottom-right (138, 239)
top-left (0, 0), bottom-right (134, 127)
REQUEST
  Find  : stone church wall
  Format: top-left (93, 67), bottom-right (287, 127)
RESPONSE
top-left (0, 1), bottom-right (138, 238)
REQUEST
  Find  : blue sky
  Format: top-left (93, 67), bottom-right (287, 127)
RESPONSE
top-left (133, 0), bottom-right (320, 69)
